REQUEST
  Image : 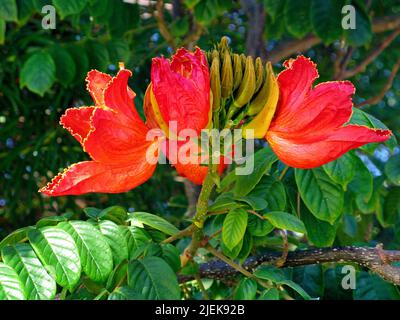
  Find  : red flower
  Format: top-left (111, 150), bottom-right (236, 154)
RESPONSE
top-left (266, 56), bottom-right (392, 169)
top-left (40, 48), bottom-right (221, 196)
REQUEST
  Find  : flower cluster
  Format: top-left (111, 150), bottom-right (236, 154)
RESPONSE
top-left (39, 41), bottom-right (391, 196)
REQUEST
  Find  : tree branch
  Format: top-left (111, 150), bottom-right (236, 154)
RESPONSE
top-left (267, 16), bottom-right (400, 64)
top-left (179, 246), bottom-right (400, 285)
top-left (355, 58), bottom-right (400, 107)
top-left (155, 0), bottom-right (176, 49)
top-left (341, 28), bottom-right (400, 78)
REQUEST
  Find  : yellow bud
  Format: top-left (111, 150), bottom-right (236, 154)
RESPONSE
top-left (221, 50), bottom-right (233, 98)
top-left (233, 56), bottom-right (256, 109)
top-left (254, 57), bottom-right (264, 93)
top-left (210, 50), bottom-right (221, 111)
top-left (218, 36), bottom-right (230, 52)
top-left (232, 53), bottom-right (243, 90)
top-left (243, 62), bottom-right (279, 139)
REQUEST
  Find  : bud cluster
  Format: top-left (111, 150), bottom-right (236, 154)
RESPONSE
top-left (206, 37), bottom-right (278, 135)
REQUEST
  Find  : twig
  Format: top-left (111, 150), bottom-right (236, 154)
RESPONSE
top-left (341, 28), bottom-right (400, 78)
top-left (205, 244), bottom-right (272, 289)
top-left (162, 225), bottom-right (195, 244)
top-left (155, 0), bottom-right (176, 49)
top-left (179, 246), bottom-right (400, 285)
top-left (267, 16), bottom-right (400, 64)
top-left (355, 58), bottom-right (400, 107)
top-left (275, 230), bottom-right (288, 267)
top-left (248, 210), bottom-right (265, 220)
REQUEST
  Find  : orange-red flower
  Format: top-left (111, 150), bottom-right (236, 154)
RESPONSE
top-left (266, 56), bottom-right (392, 168)
top-left (40, 48), bottom-right (221, 196)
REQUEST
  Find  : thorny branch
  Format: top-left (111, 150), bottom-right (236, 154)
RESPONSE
top-left (179, 246), bottom-right (400, 286)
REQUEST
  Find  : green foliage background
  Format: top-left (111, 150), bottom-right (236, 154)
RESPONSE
top-left (0, 0), bottom-right (399, 300)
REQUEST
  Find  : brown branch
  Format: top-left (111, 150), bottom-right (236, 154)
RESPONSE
top-left (155, 0), bottom-right (176, 49)
top-left (355, 58), bottom-right (400, 107)
top-left (179, 245), bottom-right (400, 286)
top-left (341, 28), bottom-right (400, 78)
top-left (267, 15), bottom-right (400, 64)
top-left (241, 0), bottom-right (267, 59)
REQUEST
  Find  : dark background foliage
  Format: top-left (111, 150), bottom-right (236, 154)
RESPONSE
top-left (0, 0), bottom-right (399, 300)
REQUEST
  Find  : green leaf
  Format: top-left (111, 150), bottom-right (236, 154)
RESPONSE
top-left (247, 214), bottom-right (274, 237)
top-left (66, 44), bottom-right (89, 82)
top-left (323, 153), bottom-right (356, 190)
top-left (237, 232), bottom-right (253, 261)
top-left (284, 0), bottom-right (312, 38)
top-left (171, 16), bottom-right (190, 38)
top-left (347, 154), bottom-right (373, 202)
top-left (354, 272), bottom-right (400, 300)
top-left (2, 244), bottom-right (56, 300)
top-left (121, 226), bottom-right (152, 260)
top-left (107, 40), bottom-right (130, 64)
top-left (0, 262), bottom-right (26, 300)
top-left (209, 193), bottom-right (238, 212)
top-left (249, 176), bottom-right (286, 211)
top-left (83, 207), bottom-right (103, 220)
top-left (86, 40), bottom-right (110, 71)
top-left (385, 154), bottom-right (400, 186)
top-left (222, 207), bottom-right (248, 251)
top-left (58, 221), bottom-right (113, 282)
top-left (258, 288), bottom-right (279, 300)
top-left (234, 278), bottom-right (257, 300)
top-left (382, 187), bottom-right (400, 226)
top-left (128, 256), bottom-right (180, 300)
top-left (194, 0), bottom-right (219, 24)
top-left (237, 196), bottom-right (268, 211)
top-left (221, 236), bottom-right (243, 260)
top-left (17, 0), bottom-right (35, 25)
top-left (48, 45), bottom-right (76, 86)
top-left (36, 213), bottom-right (72, 228)
top-left (301, 207), bottom-right (336, 247)
top-left (264, 211), bottom-right (306, 233)
top-left (0, 227), bottom-right (30, 251)
top-left (254, 266), bottom-right (311, 300)
top-left (0, 0), bottom-right (18, 22)
top-left (295, 168), bottom-right (344, 224)
top-left (310, 0), bottom-right (343, 44)
top-left (0, 19), bottom-right (5, 45)
top-left (20, 51), bottom-right (55, 96)
top-left (97, 220), bottom-right (129, 266)
top-left (344, 1), bottom-right (372, 46)
top-left (128, 212), bottom-right (179, 236)
top-left (99, 206), bottom-right (127, 225)
top-left (349, 108), bottom-right (396, 150)
top-left (52, 0), bottom-right (87, 18)
top-left (108, 286), bottom-right (144, 300)
top-left (263, 0), bottom-right (283, 22)
top-left (234, 147), bottom-right (278, 197)
top-left (142, 243), bottom-right (181, 273)
top-left (109, 1), bottom-right (139, 37)
top-left (27, 227), bottom-right (81, 290)
top-left (292, 265), bottom-right (324, 298)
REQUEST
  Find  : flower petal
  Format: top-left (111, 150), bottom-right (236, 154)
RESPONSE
top-left (83, 108), bottom-right (159, 165)
top-left (164, 139), bottom-right (226, 185)
top-left (39, 158), bottom-right (158, 196)
top-left (271, 81), bottom-right (355, 134)
top-left (151, 48), bottom-right (210, 136)
top-left (271, 56), bottom-right (319, 130)
top-left (267, 125), bottom-right (391, 168)
top-left (86, 70), bottom-right (112, 106)
top-left (103, 69), bottom-right (141, 121)
top-left (60, 107), bottom-right (96, 144)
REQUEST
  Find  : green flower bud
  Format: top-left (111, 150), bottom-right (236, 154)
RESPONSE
top-left (221, 50), bottom-right (233, 98)
top-left (210, 50), bottom-right (221, 111)
top-left (233, 56), bottom-right (256, 109)
top-left (232, 53), bottom-right (243, 90)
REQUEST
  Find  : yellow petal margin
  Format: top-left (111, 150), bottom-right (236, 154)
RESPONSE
top-left (242, 62), bottom-right (279, 139)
